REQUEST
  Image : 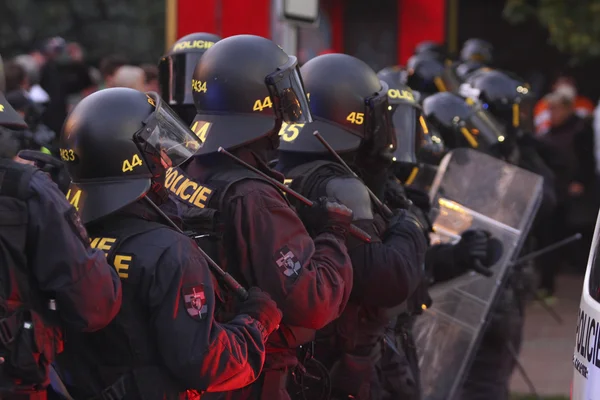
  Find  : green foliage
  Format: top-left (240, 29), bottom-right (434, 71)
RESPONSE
top-left (504, 0), bottom-right (600, 63)
top-left (0, 0), bottom-right (165, 63)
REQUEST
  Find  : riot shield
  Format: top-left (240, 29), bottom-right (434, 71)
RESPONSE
top-left (414, 148), bottom-right (543, 400)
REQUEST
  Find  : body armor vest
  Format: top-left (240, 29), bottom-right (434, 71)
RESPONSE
top-left (61, 216), bottom-right (182, 400)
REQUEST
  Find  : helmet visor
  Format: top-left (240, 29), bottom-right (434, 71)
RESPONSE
top-left (136, 92), bottom-right (201, 168)
top-left (460, 107), bottom-right (506, 149)
top-left (512, 95), bottom-right (535, 132)
top-left (390, 103), bottom-right (418, 164)
top-left (159, 53), bottom-right (201, 107)
top-left (265, 56), bottom-right (313, 124)
top-left (366, 85), bottom-right (396, 155)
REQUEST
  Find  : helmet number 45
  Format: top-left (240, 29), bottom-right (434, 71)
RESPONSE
top-left (346, 112), bottom-right (364, 125)
top-left (279, 122), bottom-right (305, 142)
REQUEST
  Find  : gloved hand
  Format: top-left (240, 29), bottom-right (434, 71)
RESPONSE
top-left (17, 150), bottom-right (71, 194)
top-left (453, 230), bottom-right (492, 271)
top-left (384, 177), bottom-right (412, 210)
top-left (236, 287), bottom-right (282, 338)
top-left (298, 197), bottom-right (353, 238)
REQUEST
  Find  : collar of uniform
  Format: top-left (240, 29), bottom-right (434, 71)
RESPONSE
top-left (118, 199), bottom-right (181, 227)
top-left (231, 147), bottom-right (286, 183)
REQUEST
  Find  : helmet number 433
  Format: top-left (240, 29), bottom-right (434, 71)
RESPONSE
top-left (346, 112), bottom-right (364, 125)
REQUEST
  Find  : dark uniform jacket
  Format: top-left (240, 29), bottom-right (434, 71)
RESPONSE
top-left (0, 161), bottom-right (122, 330)
top-left (0, 160), bottom-right (122, 389)
top-left (184, 149), bottom-right (354, 400)
top-left (278, 158), bottom-right (427, 400)
top-left (57, 202), bottom-right (270, 399)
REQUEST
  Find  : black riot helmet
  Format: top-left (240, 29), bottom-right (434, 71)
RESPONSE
top-left (460, 38), bottom-right (494, 64)
top-left (466, 70), bottom-right (535, 135)
top-left (378, 68), bottom-right (445, 181)
top-left (405, 53), bottom-right (447, 95)
top-left (60, 88), bottom-right (202, 224)
top-left (159, 32), bottom-right (222, 125)
top-left (191, 34), bottom-right (312, 155)
top-left (423, 92), bottom-right (506, 154)
top-left (278, 53), bottom-right (394, 162)
top-left (414, 41), bottom-right (447, 63)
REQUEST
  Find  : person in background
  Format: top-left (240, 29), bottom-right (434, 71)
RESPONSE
top-left (538, 91), bottom-right (596, 299)
top-left (110, 65), bottom-right (146, 91)
top-left (534, 76), bottom-right (594, 136)
top-left (13, 54), bottom-right (50, 104)
top-left (4, 61), bottom-right (27, 93)
top-left (141, 64), bottom-right (159, 92)
top-left (98, 54), bottom-right (128, 89)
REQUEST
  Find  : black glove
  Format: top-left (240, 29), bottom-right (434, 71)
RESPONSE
top-left (384, 177), bottom-right (412, 210)
top-left (298, 197), bottom-right (353, 237)
top-left (453, 230), bottom-right (492, 270)
top-left (235, 287), bottom-right (282, 338)
top-left (17, 150), bottom-right (71, 194)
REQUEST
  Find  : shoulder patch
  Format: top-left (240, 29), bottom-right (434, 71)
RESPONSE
top-left (65, 207), bottom-right (90, 247)
top-left (182, 284), bottom-right (208, 320)
top-left (325, 177), bottom-right (373, 221)
top-left (165, 167), bottom-right (215, 209)
top-left (274, 246), bottom-right (302, 278)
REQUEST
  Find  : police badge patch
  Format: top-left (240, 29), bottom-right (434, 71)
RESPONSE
top-left (275, 246), bottom-right (302, 277)
top-left (182, 285), bottom-right (208, 320)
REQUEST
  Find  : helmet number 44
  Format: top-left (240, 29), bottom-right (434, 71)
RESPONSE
top-left (253, 96), bottom-right (273, 112)
top-left (279, 122), bottom-right (305, 142)
top-left (122, 154), bottom-right (144, 173)
top-left (346, 112), bottom-right (364, 125)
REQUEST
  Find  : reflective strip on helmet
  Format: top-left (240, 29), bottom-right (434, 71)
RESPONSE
top-left (434, 76), bottom-right (447, 92)
top-left (512, 103), bottom-right (520, 128)
top-left (404, 167), bottom-right (420, 186)
top-left (460, 127), bottom-right (479, 148)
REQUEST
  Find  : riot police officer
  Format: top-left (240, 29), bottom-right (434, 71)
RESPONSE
top-left (0, 62), bottom-right (122, 396)
top-left (460, 38), bottom-right (494, 65)
top-left (276, 53), bottom-right (428, 400)
top-left (449, 69), bottom-right (555, 400)
top-left (159, 32), bottom-right (221, 124)
top-left (180, 35), bottom-right (354, 400)
top-left (55, 88), bottom-right (283, 399)
top-left (405, 53), bottom-right (447, 95)
top-left (422, 91), bottom-right (507, 154)
top-left (413, 41), bottom-right (448, 63)
top-left (377, 69), bottom-right (499, 400)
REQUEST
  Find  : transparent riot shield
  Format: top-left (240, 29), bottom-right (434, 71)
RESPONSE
top-left (414, 148), bottom-right (543, 400)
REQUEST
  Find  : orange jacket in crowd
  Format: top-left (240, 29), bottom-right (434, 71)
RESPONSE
top-left (534, 95), bottom-right (595, 135)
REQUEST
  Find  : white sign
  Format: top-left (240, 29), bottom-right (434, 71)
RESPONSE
top-left (283, 0), bottom-right (319, 24)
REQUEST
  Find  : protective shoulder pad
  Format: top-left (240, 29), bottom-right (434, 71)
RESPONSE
top-left (0, 160), bottom-right (35, 200)
top-left (325, 177), bottom-right (373, 221)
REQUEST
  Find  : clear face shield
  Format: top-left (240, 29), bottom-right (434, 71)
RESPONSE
top-left (135, 92), bottom-right (202, 169)
top-left (456, 104), bottom-right (507, 151)
top-left (265, 56), bottom-right (313, 124)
